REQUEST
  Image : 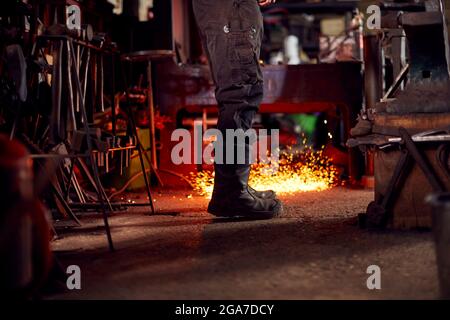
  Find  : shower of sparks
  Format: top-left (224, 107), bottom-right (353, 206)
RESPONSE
top-left (188, 145), bottom-right (338, 198)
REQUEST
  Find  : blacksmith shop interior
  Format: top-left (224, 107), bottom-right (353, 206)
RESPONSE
top-left (1, 0), bottom-right (450, 300)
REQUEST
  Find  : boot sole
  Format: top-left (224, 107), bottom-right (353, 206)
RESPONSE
top-left (208, 201), bottom-right (283, 220)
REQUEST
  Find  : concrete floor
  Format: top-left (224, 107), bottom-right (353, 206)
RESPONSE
top-left (49, 187), bottom-right (439, 300)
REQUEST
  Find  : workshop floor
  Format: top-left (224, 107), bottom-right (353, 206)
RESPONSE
top-left (48, 187), bottom-right (439, 300)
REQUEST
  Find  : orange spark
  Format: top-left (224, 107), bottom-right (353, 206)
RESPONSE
top-left (188, 145), bottom-right (338, 198)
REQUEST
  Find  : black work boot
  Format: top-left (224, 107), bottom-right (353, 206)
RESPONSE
top-left (208, 164), bottom-right (282, 219)
top-left (248, 186), bottom-right (276, 199)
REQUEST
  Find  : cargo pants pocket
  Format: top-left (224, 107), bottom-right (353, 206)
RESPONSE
top-left (228, 29), bottom-right (260, 85)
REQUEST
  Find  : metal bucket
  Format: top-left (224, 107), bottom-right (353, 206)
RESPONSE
top-left (427, 193), bottom-right (450, 299)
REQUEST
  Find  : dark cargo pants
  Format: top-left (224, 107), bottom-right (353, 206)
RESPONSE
top-left (193, 0), bottom-right (264, 196)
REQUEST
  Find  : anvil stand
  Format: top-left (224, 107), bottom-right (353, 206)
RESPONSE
top-left (353, 128), bottom-right (450, 229)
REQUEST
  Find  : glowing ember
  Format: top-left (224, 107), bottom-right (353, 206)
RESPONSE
top-left (188, 145), bottom-right (338, 198)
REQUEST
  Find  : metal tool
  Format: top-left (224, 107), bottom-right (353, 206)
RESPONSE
top-left (75, 44), bottom-right (81, 112)
top-left (81, 48), bottom-right (91, 110)
top-left (92, 52), bottom-right (98, 111)
top-left (120, 149), bottom-right (124, 175)
top-left (68, 40), bottom-right (114, 250)
top-left (66, 40), bottom-right (77, 132)
top-left (51, 40), bottom-right (63, 141)
top-left (98, 55), bottom-right (104, 112)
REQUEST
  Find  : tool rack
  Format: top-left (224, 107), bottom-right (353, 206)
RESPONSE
top-left (29, 34), bottom-right (157, 251)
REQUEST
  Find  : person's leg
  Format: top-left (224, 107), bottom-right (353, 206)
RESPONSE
top-left (193, 0), bottom-right (282, 218)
